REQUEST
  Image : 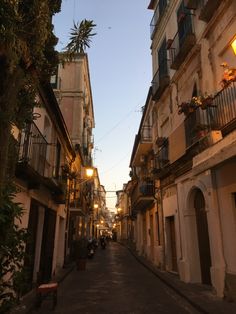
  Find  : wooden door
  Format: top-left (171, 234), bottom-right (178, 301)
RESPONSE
top-left (39, 208), bottom-right (56, 283)
top-left (194, 190), bottom-right (212, 285)
top-left (150, 214), bottom-right (154, 260)
top-left (24, 200), bottom-right (38, 293)
top-left (169, 216), bottom-right (178, 272)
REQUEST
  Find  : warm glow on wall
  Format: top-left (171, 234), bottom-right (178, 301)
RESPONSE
top-left (231, 38), bottom-right (236, 55)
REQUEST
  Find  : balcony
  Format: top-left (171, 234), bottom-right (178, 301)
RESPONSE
top-left (168, 15), bottom-right (196, 70)
top-left (150, 0), bottom-right (167, 39)
top-left (69, 198), bottom-right (85, 215)
top-left (152, 139), bottom-right (169, 176)
top-left (131, 180), bottom-right (154, 212)
top-left (208, 82), bottom-right (236, 135)
top-left (184, 82), bottom-right (236, 150)
top-left (199, 0), bottom-right (221, 22)
top-left (152, 59), bottom-right (170, 101)
top-left (16, 122), bottom-right (47, 188)
top-left (184, 109), bottom-right (210, 149)
top-left (132, 125), bottom-right (153, 166)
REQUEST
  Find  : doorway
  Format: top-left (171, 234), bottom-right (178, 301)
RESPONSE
top-left (39, 208), bottom-right (56, 282)
top-left (194, 189), bottom-right (212, 285)
top-left (166, 216), bottom-right (178, 272)
top-left (23, 200), bottom-right (39, 293)
top-left (149, 214), bottom-right (154, 261)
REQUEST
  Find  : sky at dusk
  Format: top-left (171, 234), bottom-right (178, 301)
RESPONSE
top-left (53, 0), bottom-right (152, 211)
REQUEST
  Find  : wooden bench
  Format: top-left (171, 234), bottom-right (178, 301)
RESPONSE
top-left (36, 282), bottom-right (58, 309)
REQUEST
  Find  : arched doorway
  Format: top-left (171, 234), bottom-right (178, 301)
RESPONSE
top-left (194, 189), bottom-right (212, 285)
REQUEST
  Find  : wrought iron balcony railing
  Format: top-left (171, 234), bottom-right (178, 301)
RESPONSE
top-left (168, 15), bottom-right (196, 70)
top-left (184, 82), bottom-right (236, 148)
top-left (152, 59), bottom-right (170, 101)
top-left (150, 0), bottom-right (167, 38)
top-left (18, 122), bottom-right (48, 176)
top-left (207, 82), bottom-right (236, 134)
top-left (155, 139), bottom-right (169, 168)
top-left (140, 125), bottom-right (152, 143)
top-left (131, 180), bottom-right (154, 212)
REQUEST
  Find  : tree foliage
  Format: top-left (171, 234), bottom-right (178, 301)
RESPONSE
top-left (0, 184), bottom-right (28, 313)
top-left (0, 0), bottom-right (62, 312)
top-left (0, 0), bottom-right (61, 195)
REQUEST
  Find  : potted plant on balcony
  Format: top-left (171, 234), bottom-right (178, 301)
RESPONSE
top-left (178, 95), bottom-right (215, 115)
top-left (178, 100), bottom-right (197, 115)
top-left (220, 62), bottom-right (236, 89)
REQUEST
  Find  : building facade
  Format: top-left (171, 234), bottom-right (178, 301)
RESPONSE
top-left (15, 81), bottom-right (76, 291)
top-left (51, 53), bottom-right (96, 258)
top-left (128, 0), bottom-right (236, 300)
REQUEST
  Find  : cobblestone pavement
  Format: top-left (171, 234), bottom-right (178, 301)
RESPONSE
top-left (30, 242), bottom-right (200, 314)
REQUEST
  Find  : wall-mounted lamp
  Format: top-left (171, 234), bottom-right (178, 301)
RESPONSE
top-left (86, 167), bottom-right (94, 177)
top-left (231, 38), bottom-right (236, 55)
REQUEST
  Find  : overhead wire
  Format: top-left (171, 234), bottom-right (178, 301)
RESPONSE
top-left (95, 97), bottom-right (145, 144)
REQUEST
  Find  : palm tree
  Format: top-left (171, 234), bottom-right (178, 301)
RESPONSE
top-left (64, 19), bottom-right (96, 55)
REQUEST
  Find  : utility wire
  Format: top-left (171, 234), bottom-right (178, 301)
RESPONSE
top-left (100, 152), bottom-right (130, 175)
top-left (95, 98), bottom-right (145, 144)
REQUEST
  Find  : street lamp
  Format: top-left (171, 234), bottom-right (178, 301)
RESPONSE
top-left (85, 167), bottom-right (94, 178)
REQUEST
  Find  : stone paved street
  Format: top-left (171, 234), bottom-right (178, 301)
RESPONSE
top-left (31, 242), bottom-right (199, 314)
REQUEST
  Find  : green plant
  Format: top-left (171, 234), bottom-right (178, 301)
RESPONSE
top-left (0, 184), bottom-right (27, 313)
top-left (64, 19), bottom-right (96, 57)
top-left (0, 0), bottom-right (61, 197)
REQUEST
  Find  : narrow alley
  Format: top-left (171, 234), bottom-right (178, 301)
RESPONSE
top-left (31, 242), bottom-right (198, 314)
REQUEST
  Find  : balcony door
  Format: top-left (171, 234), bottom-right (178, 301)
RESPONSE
top-left (158, 38), bottom-right (168, 78)
top-left (177, 1), bottom-right (192, 47)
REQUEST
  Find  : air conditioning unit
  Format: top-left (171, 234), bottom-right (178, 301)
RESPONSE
top-left (207, 130), bottom-right (222, 145)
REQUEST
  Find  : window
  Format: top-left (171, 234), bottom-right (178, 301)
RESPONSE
top-left (177, 1), bottom-right (192, 47)
top-left (50, 66), bottom-right (59, 89)
top-left (158, 38), bottom-right (168, 76)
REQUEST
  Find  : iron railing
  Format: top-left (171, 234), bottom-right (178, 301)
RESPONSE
top-left (207, 81), bottom-right (236, 132)
top-left (131, 180), bottom-right (154, 206)
top-left (140, 125), bottom-right (152, 143)
top-left (155, 139), bottom-right (169, 169)
top-left (185, 82), bottom-right (236, 148)
top-left (152, 59), bottom-right (170, 100)
top-left (169, 14), bottom-right (195, 69)
top-left (150, 0), bottom-right (167, 38)
top-left (19, 122), bottom-right (47, 176)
